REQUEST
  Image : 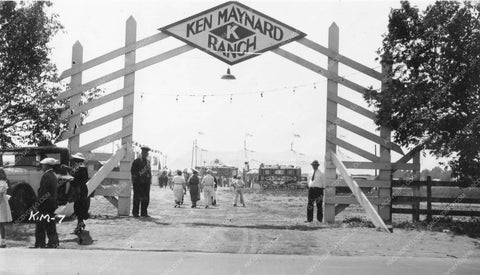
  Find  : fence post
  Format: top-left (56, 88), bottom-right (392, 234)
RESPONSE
top-left (426, 176), bottom-right (432, 222)
top-left (412, 152), bottom-right (421, 221)
top-left (323, 22), bottom-right (339, 223)
top-left (118, 16), bottom-right (137, 216)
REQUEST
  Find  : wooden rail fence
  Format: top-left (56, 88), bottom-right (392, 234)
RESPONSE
top-left (391, 176), bottom-right (480, 221)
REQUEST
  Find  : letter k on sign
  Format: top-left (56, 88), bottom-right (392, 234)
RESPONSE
top-left (226, 24), bottom-right (239, 40)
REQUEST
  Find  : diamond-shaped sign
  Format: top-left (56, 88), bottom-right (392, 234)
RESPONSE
top-left (159, 1), bottom-right (306, 65)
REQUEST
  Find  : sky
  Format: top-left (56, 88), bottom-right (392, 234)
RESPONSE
top-left (47, 0), bottom-right (442, 171)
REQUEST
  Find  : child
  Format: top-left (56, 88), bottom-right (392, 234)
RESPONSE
top-left (0, 168), bottom-right (12, 248)
top-left (233, 175), bottom-right (246, 207)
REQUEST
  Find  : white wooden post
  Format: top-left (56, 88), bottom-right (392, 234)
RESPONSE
top-left (378, 62), bottom-right (392, 222)
top-left (68, 41), bottom-right (83, 153)
top-left (118, 16), bottom-right (136, 216)
top-left (324, 22), bottom-right (339, 223)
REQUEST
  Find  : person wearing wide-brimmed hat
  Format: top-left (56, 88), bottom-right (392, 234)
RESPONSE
top-left (34, 157), bottom-right (59, 248)
top-left (131, 147), bottom-right (152, 217)
top-left (187, 169), bottom-right (200, 208)
top-left (70, 153), bottom-right (90, 234)
top-left (305, 160), bottom-right (325, 223)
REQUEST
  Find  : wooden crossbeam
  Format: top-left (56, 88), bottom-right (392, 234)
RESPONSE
top-left (273, 48), bottom-right (368, 95)
top-left (327, 136), bottom-right (380, 162)
top-left (326, 179), bottom-right (391, 188)
top-left (394, 144), bottom-right (423, 166)
top-left (59, 105), bottom-right (133, 141)
top-left (79, 126), bottom-right (132, 152)
top-left (327, 113), bottom-right (404, 155)
top-left (56, 145), bottom-right (127, 216)
top-left (59, 32), bottom-right (169, 80)
top-left (326, 161), bottom-right (417, 170)
top-left (327, 91), bottom-right (377, 120)
top-left (297, 38), bottom-right (383, 81)
top-left (84, 152), bottom-right (112, 162)
top-left (61, 86), bottom-right (134, 119)
top-left (87, 170), bottom-right (130, 180)
top-left (57, 44), bottom-right (194, 101)
top-left (325, 196), bottom-right (391, 206)
top-left (330, 151), bottom-right (390, 232)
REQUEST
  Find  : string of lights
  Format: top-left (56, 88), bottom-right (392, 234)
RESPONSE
top-left (137, 64), bottom-right (383, 103)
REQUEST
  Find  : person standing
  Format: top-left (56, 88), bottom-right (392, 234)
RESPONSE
top-left (233, 175), bottom-right (246, 207)
top-left (306, 160), bottom-right (325, 223)
top-left (187, 169), bottom-right (200, 208)
top-left (70, 153), bottom-right (90, 234)
top-left (131, 147), bottom-right (152, 217)
top-left (158, 170), bottom-right (168, 189)
top-left (172, 170), bottom-right (186, 207)
top-left (0, 168), bottom-right (12, 248)
top-left (201, 170), bottom-right (215, 208)
top-left (35, 158), bottom-right (59, 248)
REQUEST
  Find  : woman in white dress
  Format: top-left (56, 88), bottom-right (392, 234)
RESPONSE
top-left (0, 168), bottom-right (12, 248)
top-left (172, 170), bottom-right (186, 207)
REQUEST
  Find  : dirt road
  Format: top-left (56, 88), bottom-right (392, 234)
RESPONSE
top-left (5, 187), bottom-right (480, 259)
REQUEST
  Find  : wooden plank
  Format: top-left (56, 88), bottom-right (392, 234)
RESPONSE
top-left (273, 48), bottom-right (369, 95)
top-left (327, 91), bottom-right (377, 121)
top-left (327, 136), bottom-right (381, 162)
top-left (88, 170), bottom-right (130, 180)
top-left (392, 180), bottom-right (477, 187)
top-left (326, 113), bottom-right (404, 155)
top-left (330, 150), bottom-right (390, 232)
top-left (326, 161), bottom-right (392, 170)
top-left (392, 163), bottom-right (418, 170)
top-left (61, 86), bottom-right (134, 119)
top-left (326, 179), bottom-right (391, 188)
top-left (60, 32), bottom-right (169, 79)
top-left (59, 105), bottom-right (133, 141)
top-left (79, 126), bottom-right (132, 152)
top-left (57, 44), bottom-right (194, 101)
top-left (392, 208), bottom-right (480, 217)
top-left (335, 204), bottom-right (350, 215)
top-left (323, 22), bottom-right (339, 224)
top-left (392, 196), bottom-right (480, 204)
top-left (325, 196), bottom-right (391, 206)
top-left (103, 196), bottom-right (119, 208)
top-left (85, 152), bottom-right (113, 162)
top-left (57, 145), bottom-right (127, 216)
top-left (297, 38), bottom-right (383, 81)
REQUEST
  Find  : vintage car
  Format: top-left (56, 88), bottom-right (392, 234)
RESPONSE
top-left (0, 146), bottom-right (73, 221)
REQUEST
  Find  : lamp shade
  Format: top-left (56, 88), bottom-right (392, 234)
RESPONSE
top-left (221, 68), bottom-right (236, 80)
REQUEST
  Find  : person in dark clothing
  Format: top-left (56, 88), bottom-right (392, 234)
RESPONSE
top-left (70, 153), bottom-right (90, 234)
top-left (188, 169), bottom-right (200, 208)
top-left (34, 158), bottom-right (59, 248)
top-left (158, 171), bottom-right (168, 189)
top-left (131, 147), bottom-right (152, 217)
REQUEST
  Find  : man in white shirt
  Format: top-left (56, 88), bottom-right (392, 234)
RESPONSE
top-left (201, 170), bottom-right (215, 208)
top-left (306, 160), bottom-right (325, 223)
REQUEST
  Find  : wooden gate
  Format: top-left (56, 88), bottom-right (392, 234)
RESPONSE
top-left (56, 2), bottom-right (420, 226)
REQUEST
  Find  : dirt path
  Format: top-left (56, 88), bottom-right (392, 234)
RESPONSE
top-left (5, 187), bottom-right (480, 259)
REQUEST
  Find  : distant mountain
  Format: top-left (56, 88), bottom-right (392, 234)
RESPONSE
top-left (167, 149), bottom-right (324, 173)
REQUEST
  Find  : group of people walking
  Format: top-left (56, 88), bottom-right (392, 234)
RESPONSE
top-left (131, 147), bottom-right (247, 214)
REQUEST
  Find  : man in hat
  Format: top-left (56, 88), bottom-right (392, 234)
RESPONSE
top-left (131, 147), bottom-right (152, 217)
top-left (306, 160), bottom-right (325, 223)
top-left (34, 157), bottom-right (59, 248)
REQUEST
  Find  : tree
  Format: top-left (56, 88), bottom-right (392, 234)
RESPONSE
top-left (364, 1), bottom-right (480, 182)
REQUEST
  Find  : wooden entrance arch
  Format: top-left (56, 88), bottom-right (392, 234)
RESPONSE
top-left (56, 1), bottom-right (420, 230)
